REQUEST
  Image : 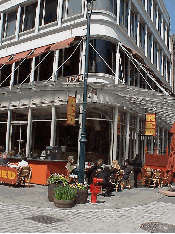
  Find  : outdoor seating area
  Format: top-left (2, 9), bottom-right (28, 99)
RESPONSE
top-left (0, 164), bottom-right (32, 187)
top-left (141, 166), bottom-right (171, 189)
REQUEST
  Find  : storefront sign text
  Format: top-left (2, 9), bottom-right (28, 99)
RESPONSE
top-left (145, 113), bottom-right (156, 136)
top-left (66, 95), bottom-right (76, 125)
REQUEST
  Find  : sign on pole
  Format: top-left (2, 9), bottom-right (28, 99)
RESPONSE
top-left (145, 113), bottom-right (156, 136)
top-left (66, 95), bottom-right (76, 125)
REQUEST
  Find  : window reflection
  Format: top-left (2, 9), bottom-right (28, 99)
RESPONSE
top-left (20, 3), bottom-right (37, 32)
top-left (93, 0), bottom-right (115, 14)
top-left (62, 0), bottom-right (82, 19)
top-left (88, 39), bottom-right (116, 75)
top-left (3, 10), bottom-right (17, 37)
top-left (39, 0), bottom-right (58, 26)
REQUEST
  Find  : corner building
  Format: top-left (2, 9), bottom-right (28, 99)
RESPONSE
top-left (0, 0), bottom-right (174, 166)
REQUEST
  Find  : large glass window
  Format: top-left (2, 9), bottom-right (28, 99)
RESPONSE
top-left (67, 0), bottom-right (82, 17)
top-left (93, 0), bottom-right (115, 14)
top-left (39, 0), bottom-right (58, 25)
top-left (20, 2), bottom-right (37, 32)
top-left (3, 10), bottom-right (17, 38)
top-left (57, 44), bottom-right (80, 78)
top-left (34, 51), bottom-right (54, 81)
top-left (88, 39), bottom-right (116, 75)
top-left (14, 59), bottom-right (32, 85)
top-left (0, 64), bottom-right (11, 87)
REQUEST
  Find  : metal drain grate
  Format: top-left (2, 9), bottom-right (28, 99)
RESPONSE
top-left (140, 222), bottom-right (175, 233)
top-left (26, 215), bottom-right (63, 224)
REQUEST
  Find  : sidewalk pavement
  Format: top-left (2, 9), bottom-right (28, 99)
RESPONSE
top-left (0, 183), bottom-right (170, 209)
top-left (0, 184), bottom-right (175, 233)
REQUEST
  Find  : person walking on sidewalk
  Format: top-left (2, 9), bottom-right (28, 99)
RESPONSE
top-left (131, 154), bottom-right (142, 188)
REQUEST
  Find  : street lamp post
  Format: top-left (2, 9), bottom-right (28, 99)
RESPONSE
top-left (79, 0), bottom-right (93, 183)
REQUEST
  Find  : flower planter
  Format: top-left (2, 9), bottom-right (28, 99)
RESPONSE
top-left (54, 198), bottom-right (74, 208)
top-left (74, 189), bottom-right (88, 204)
top-left (48, 184), bottom-right (58, 202)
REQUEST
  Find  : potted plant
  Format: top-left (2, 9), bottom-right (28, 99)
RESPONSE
top-left (54, 185), bottom-right (77, 208)
top-left (47, 174), bottom-right (69, 202)
top-left (71, 183), bottom-right (88, 204)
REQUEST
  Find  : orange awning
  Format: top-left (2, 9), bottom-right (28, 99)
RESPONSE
top-left (0, 55), bottom-right (13, 65)
top-left (6, 50), bottom-right (33, 64)
top-left (50, 37), bottom-right (75, 51)
top-left (28, 45), bottom-right (51, 58)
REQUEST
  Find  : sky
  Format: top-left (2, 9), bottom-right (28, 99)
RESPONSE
top-left (164, 0), bottom-right (175, 34)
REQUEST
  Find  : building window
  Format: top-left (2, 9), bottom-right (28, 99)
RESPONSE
top-left (135, 14), bottom-right (137, 43)
top-left (93, 0), bottom-right (115, 14)
top-left (20, 2), bottom-right (37, 32)
top-left (140, 22), bottom-right (145, 50)
top-left (163, 22), bottom-right (166, 41)
top-left (154, 3), bottom-right (157, 27)
top-left (3, 10), bottom-right (17, 38)
top-left (141, 0), bottom-right (145, 7)
top-left (158, 12), bottom-right (161, 35)
top-left (0, 64), bottom-right (11, 87)
top-left (148, 33), bottom-right (152, 60)
top-left (125, 0), bottom-right (129, 29)
top-left (57, 44), bottom-right (80, 78)
top-left (34, 51), bottom-right (54, 81)
top-left (39, 0), bottom-right (58, 25)
top-left (14, 59), bottom-right (32, 85)
top-left (153, 41), bottom-right (157, 67)
top-left (130, 10), bottom-right (134, 37)
top-left (88, 39), bottom-right (116, 75)
top-left (167, 29), bottom-right (170, 49)
top-left (62, 0), bottom-right (82, 19)
top-left (167, 60), bottom-right (170, 83)
top-left (119, 0), bottom-right (124, 25)
top-left (159, 49), bottom-right (162, 74)
top-left (148, 0), bottom-right (152, 18)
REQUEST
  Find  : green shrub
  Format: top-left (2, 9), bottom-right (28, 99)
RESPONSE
top-left (54, 185), bottom-right (77, 200)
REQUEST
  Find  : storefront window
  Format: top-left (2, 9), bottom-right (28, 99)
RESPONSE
top-left (88, 39), bottom-right (116, 75)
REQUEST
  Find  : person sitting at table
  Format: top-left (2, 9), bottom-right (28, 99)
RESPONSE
top-left (18, 157), bottom-right (28, 169)
top-left (122, 159), bottom-right (132, 186)
top-left (65, 156), bottom-right (78, 175)
top-left (0, 153), bottom-right (9, 166)
top-left (96, 166), bottom-right (116, 197)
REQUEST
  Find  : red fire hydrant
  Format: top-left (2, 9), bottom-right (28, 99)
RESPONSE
top-left (90, 177), bottom-right (103, 203)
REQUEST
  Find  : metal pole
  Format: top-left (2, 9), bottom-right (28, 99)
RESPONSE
top-left (78, 0), bottom-right (92, 183)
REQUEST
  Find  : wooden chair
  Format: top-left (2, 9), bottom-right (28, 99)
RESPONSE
top-left (116, 170), bottom-right (124, 192)
top-left (122, 171), bottom-right (132, 190)
top-left (152, 169), bottom-right (162, 188)
top-left (141, 167), bottom-right (153, 187)
top-left (18, 166), bottom-right (32, 187)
